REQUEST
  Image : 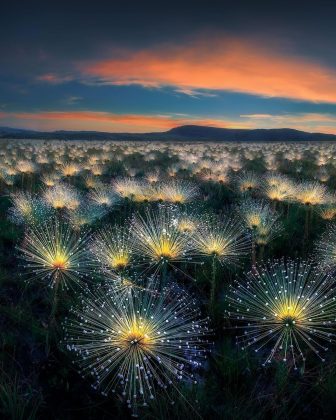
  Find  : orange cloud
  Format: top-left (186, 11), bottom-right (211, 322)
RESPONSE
top-left (82, 38), bottom-right (336, 103)
top-left (0, 111), bottom-right (249, 132)
top-left (36, 73), bottom-right (73, 84)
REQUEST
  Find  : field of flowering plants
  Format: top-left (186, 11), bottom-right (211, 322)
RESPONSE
top-left (1, 139), bottom-right (336, 419)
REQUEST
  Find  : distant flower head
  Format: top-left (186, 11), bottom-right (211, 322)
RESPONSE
top-left (43, 183), bottom-right (81, 210)
top-left (192, 215), bottom-right (250, 266)
top-left (295, 181), bottom-right (330, 206)
top-left (236, 172), bottom-right (260, 193)
top-left (90, 225), bottom-right (134, 274)
top-left (9, 191), bottom-right (53, 226)
top-left (89, 185), bottom-right (119, 208)
top-left (238, 199), bottom-right (283, 246)
top-left (131, 205), bottom-right (194, 271)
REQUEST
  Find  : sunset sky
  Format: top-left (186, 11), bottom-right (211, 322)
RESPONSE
top-left (2, 0), bottom-right (336, 133)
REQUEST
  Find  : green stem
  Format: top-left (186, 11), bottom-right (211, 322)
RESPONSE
top-left (49, 277), bottom-right (60, 326)
top-left (210, 256), bottom-right (217, 311)
top-left (252, 237), bottom-right (257, 268)
top-left (259, 244), bottom-right (265, 261)
top-left (303, 206), bottom-right (311, 254)
top-left (161, 260), bottom-right (168, 291)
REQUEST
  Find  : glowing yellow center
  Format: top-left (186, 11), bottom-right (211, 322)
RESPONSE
top-left (63, 166), bottom-right (78, 176)
top-left (19, 203), bottom-right (33, 216)
top-left (170, 193), bottom-right (185, 203)
top-left (241, 182), bottom-right (255, 191)
top-left (153, 192), bottom-right (165, 201)
top-left (178, 220), bottom-right (196, 233)
top-left (68, 200), bottom-right (80, 210)
top-left (122, 278), bottom-right (135, 287)
top-left (53, 199), bottom-right (66, 209)
top-left (321, 209), bottom-right (336, 220)
top-left (120, 321), bottom-right (154, 349)
top-left (110, 253), bottom-right (130, 270)
top-left (51, 253), bottom-right (69, 270)
top-left (268, 190), bottom-right (283, 201)
top-left (205, 240), bottom-right (226, 256)
top-left (247, 214), bottom-right (262, 228)
top-left (155, 236), bottom-right (177, 259)
top-left (299, 192), bottom-right (322, 206)
top-left (133, 194), bottom-right (149, 202)
top-left (277, 305), bottom-right (302, 327)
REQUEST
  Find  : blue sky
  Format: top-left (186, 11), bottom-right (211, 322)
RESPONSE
top-left (2, 1), bottom-right (336, 133)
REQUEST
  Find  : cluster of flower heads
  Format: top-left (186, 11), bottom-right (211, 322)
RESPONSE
top-left (7, 178), bottom-right (201, 229)
top-left (113, 178), bottom-right (200, 204)
top-left (17, 207), bottom-right (217, 414)
top-left (6, 139), bottom-right (336, 414)
top-left (18, 205), bottom-right (251, 289)
top-left (0, 139), bottom-right (336, 177)
top-left (3, 138), bottom-right (336, 224)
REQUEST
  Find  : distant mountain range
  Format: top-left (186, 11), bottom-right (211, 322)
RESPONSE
top-left (1, 125), bottom-right (336, 142)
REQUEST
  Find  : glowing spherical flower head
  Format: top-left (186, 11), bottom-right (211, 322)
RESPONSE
top-left (263, 174), bottom-right (295, 203)
top-left (131, 206), bottom-right (193, 269)
top-left (90, 225), bottom-right (134, 273)
top-left (295, 181), bottom-right (329, 206)
top-left (1, 172), bottom-right (16, 186)
top-left (43, 183), bottom-right (81, 210)
top-left (161, 180), bottom-right (200, 204)
top-left (16, 160), bottom-right (36, 174)
top-left (192, 216), bottom-right (250, 266)
top-left (61, 162), bottom-right (80, 177)
top-left (317, 204), bottom-right (336, 221)
top-left (84, 174), bottom-right (99, 189)
top-left (254, 220), bottom-right (283, 246)
top-left (41, 172), bottom-right (60, 188)
top-left (226, 260), bottom-right (336, 368)
top-left (89, 185), bottom-right (118, 207)
top-left (113, 177), bottom-right (144, 200)
top-left (63, 283), bottom-right (209, 414)
top-left (236, 171), bottom-right (260, 193)
top-left (67, 203), bottom-right (108, 230)
top-left (238, 199), bottom-right (272, 230)
top-left (176, 214), bottom-right (199, 234)
top-left (18, 217), bottom-right (90, 289)
top-left (238, 199), bottom-right (283, 245)
top-left (9, 191), bottom-right (53, 226)
top-left (315, 224), bottom-right (336, 269)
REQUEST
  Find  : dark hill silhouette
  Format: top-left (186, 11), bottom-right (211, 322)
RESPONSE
top-left (166, 125), bottom-right (336, 141)
top-left (1, 125), bottom-right (336, 141)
